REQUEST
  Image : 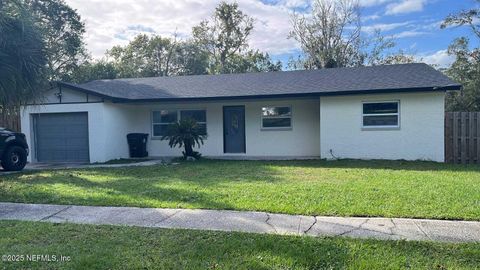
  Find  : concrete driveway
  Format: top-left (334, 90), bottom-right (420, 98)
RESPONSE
top-left (0, 159), bottom-right (169, 175)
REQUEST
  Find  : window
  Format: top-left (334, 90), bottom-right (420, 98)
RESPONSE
top-left (152, 109), bottom-right (207, 137)
top-left (362, 101), bottom-right (399, 128)
top-left (152, 110), bottom-right (177, 136)
top-left (262, 106), bottom-right (292, 129)
top-left (181, 110), bottom-right (207, 135)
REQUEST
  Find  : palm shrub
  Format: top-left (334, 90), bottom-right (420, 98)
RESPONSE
top-left (0, 1), bottom-right (47, 109)
top-left (161, 118), bottom-right (206, 159)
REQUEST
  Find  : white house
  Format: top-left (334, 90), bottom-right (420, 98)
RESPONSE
top-left (21, 63), bottom-right (461, 163)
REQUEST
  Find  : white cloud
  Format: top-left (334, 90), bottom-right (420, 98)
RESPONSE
top-left (276, 0), bottom-right (310, 9)
top-left (362, 21), bottom-right (411, 33)
top-left (359, 0), bottom-right (392, 7)
top-left (362, 14), bottom-right (381, 22)
top-left (64, 0), bottom-right (443, 63)
top-left (392, 30), bottom-right (428, 38)
top-left (385, 0), bottom-right (427, 15)
top-left (420, 50), bottom-right (455, 68)
top-left (66, 0), bottom-right (300, 59)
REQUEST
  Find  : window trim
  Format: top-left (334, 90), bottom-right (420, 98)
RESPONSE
top-left (261, 105), bottom-right (292, 130)
top-left (151, 109), bottom-right (207, 138)
top-left (180, 109), bottom-right (207, 136)
top-left (152, 110), bottom-right (178, 138)
top-left (361, 100), bottom-right (400, 130)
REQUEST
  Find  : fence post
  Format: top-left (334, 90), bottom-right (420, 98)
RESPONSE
top-left (0, 108), bottom-right (21, 132)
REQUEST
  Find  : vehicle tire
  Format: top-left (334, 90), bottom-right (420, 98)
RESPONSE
top-left (1, 146), bottom-right (27, 171)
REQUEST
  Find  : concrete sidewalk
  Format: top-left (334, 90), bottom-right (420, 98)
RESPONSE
top-left (1, 202), bottom-right (479, 243)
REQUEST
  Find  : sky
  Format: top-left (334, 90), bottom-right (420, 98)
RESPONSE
top-left (65, 0), bottom-right (480, 68)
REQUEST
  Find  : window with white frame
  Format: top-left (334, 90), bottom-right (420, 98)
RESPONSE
top-left (152, 110), bottom-right (178, 136)
top-left (261, 106), bottom-right (292, 129)
top-left (152, 109), bottom-right (207, 137)
top-left (180, 109), bottom-right (207, 135)
top-left (362, 101), bottom-right (399, 128)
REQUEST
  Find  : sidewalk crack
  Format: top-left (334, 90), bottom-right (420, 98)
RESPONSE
top-left (40, 206), bottom-right (72, 221)
top-left (153, 210), bottom-right (182, 226)
top-left (304, 216), bottom-right (317, 234)
top-left (265, 213), bottom-right (277, 233)
top-left (338, 218), bottom-right (369, 236)
top-left (413, 221), bottom-right (432, 240)
top-left (390, 218), bottom-right (397, 235)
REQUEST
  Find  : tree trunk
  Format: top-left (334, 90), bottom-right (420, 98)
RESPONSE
top-left (184, 140), bottom-right (194, 157)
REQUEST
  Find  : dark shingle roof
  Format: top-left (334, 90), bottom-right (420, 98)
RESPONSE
top-left (59, 63), bottom-right (460, 102)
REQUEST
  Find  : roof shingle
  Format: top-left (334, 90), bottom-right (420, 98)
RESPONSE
top-left (59, 63), bottom-right (461, 102)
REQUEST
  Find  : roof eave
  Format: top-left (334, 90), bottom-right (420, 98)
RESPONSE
top-left (56, 81), bottom-right (462, 103)
top-left (111, 85), bottom-right (463, 103)
top-left (56, 81), bottom-right (128, 102)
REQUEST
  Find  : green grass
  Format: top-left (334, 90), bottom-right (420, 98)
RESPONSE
top-left (93, 158), bottom-right (152, 164)
top-left (1, 159), bottom-right (479, 220)
top-left (0, 221), bottom-right (479, 269)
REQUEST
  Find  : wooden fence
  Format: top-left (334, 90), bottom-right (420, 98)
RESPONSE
top-left (0, 109), bottom-right (21, 132)
top-left (445, 112), bottom-right (480, 164)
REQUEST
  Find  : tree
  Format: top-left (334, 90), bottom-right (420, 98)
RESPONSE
top-left (24, 0), bottom-right (87, 81)
top-left (364, 30), bottom-right (415, 66)
top-left (375, 52), bottom-right (415, 65)
top-left (442, 2), bottom-right (480, 111)
top-left (148, 35), bottom-right (178, 77)
top-left (289, 1), bottom-right (415, 69)
top-left (68, 60), bottom-right (118, 83)
top-left (174, 41), bottom-right (209, 76)
top-left (0, 0), bottom-right (47, 109)
top-left (289, 0), bottom-right (362, 69)
top-left (161, 118), bottom-right (206, 159)
top-left (243, 51), bottom-right (282, 72)
top-left (106, 34), bottom-right (209, 78)
top-left (90, 2), bottom-right (278, 78)
top-left (441, 1), bottom-right (479, 39)
top-left (227, 50), bottom-right (282, 73)
top-left (192, 2), bottom-right (254, 74)
top-left (444, 38), bottom-right (480, 111)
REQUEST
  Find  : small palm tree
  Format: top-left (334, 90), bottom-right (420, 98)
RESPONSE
top-left (161, 118), bottom-right (206, 159)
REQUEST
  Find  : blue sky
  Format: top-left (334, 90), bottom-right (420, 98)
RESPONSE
top-left (66, 0), bottom-right (479, 68)
top-left (269, 0), bottom-right (480, 67)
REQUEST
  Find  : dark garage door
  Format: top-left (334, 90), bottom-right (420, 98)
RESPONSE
top-left (33, 113), bottom-right (89, 162)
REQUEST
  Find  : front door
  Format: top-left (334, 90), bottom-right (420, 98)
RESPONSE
top-left (223, 106), bottom-right (246, 153)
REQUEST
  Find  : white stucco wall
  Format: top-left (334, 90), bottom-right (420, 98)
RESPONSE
top-left (101, 103), bottom-right (147, 160)
top-left (21, 103), bottom-right (107, 163)
top-left (319, 91), bottom-right (445, 162)
top-left (127, 98), bottom-right (321, 158)
top-left (38, 87), bottom-right (103, 104)
top-left (21, 91), bottom-right (445, 163)
top-left (21, 102), bottom-right (143, 163)
top-left (21, 98), bottom-right (320, 162)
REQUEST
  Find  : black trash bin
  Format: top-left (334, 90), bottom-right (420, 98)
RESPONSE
top-left (127, 133), bottom-right (149, 158)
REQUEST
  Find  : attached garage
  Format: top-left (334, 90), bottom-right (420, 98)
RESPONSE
top-left (33, 113), bottom-right (89, 162)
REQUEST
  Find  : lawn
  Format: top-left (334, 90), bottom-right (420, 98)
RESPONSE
top-left (0, 221), bottom-right (479, 269)
top-left (0, 159), bottom-right (479, 220)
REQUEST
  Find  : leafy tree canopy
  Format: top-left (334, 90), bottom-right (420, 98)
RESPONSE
top-left (106, 34), bottom-right (209, 79)
top-left (442, 1), bottom-right (480, 111)
top-left (0, 0), bottom-right (47, 109)
top-left (192, 1), bottom-right (255, 74)
top-left (289, 0), bottom-right (415, 70)
top-left (24, 0), bottom-right (87, 81)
